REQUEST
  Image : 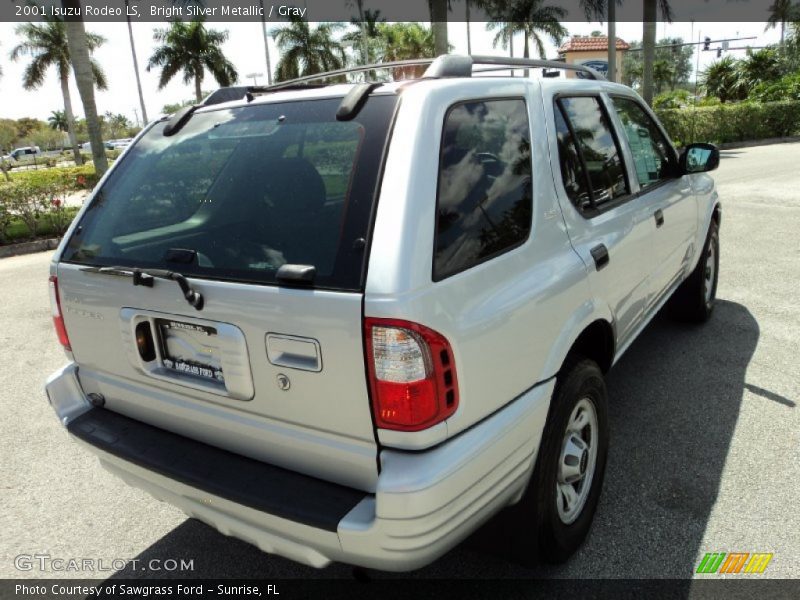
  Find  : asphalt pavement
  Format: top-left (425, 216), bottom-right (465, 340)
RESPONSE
top-left (0, 142), bottom-right (798, 582)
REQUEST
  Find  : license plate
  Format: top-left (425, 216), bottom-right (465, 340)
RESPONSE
top-left (157, 319), bottom-right (224, 382)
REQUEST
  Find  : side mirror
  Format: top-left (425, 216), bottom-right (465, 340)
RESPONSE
top-left (679, 143), bottom-right (720, 174)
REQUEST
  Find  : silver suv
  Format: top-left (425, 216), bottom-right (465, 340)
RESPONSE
top-left (45, 55), bottom-right (721, 571)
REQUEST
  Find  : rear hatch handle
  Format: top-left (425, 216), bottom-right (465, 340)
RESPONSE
top-left (81, 266), bottom-right (204, 310)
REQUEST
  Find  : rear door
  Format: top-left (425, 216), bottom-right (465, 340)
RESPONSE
top-left (56, 94), bottom-right (398, 492)
top-left (608, 95), bottom-right (696, 308)
top-left (550, 94), bottom-right (654, 346)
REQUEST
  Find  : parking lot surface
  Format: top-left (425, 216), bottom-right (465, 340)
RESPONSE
top-left (0, 142), bottom-right (798, 580)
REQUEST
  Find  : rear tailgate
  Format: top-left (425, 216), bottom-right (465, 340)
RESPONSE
top-left (55, 93), bottom-right (399, 492)
top-left (57, 267), bottom-right (378, 490)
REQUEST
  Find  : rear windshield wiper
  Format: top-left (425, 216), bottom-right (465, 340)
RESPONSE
top-left (81, 266), bottom-right (204, 311)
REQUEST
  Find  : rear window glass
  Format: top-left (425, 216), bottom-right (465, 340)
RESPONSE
top-left (62, 96), bottom-right (397, 291)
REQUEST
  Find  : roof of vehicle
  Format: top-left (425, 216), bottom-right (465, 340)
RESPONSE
top-left (186, 54), bottom-right (630, 118)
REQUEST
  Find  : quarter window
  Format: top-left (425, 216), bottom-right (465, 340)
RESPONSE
top-left (612, 96), bottom-right (677, 188)
top-left (555, 96), bottom-right (629, 212)
top-left (434, 99), bottom-right (532, 280)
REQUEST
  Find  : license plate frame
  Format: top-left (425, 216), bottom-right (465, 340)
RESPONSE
top-left (156, 319), bottom-right (225, 382)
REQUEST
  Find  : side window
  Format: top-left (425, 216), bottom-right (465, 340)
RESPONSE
top-left (556, 96), bottom-right (629, 212)
top-left (554, 106), bottom-right (592, 211)
top-left (612, 96), bottom-right (677, 188)
top-left (434, 99), bottom-right (532, 280)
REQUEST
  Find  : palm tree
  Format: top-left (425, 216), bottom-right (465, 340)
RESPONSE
top-left (486, 21), bottom-right (517, 58)
top-left (376, 22), bottom-right (437, 78)
top-left (271, 19), bottom-right (346, 82)
top-left (641, 0), bottom-right (673, 105)
top-left (738, 48), bottom-right (784, 89)
top-left (124, 0), bottom-right (148, 124)
top-left (343, 9), bottom-right (385, 65)
top-left (48, 110), bottom-right (68, 132)
top-left (766, 0), bottom-right (797, 48)
top-left (147, 20), bottom-right (238, 102)
top-left (701, 55), bottom-right (744, 103)
top-left (429, 0), bottom-right (449, 56)
top-left (485, 0), bottom-right (567, 61)
top-left (11, 20), bottom-right (106, 166)
top-left (57, 1), bottom-right (108, 174)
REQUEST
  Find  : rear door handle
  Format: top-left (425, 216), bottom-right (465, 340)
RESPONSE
top-left (590, 244), bottom-right (609, 271)
top-left (654, 209), bottom-right (665, 228)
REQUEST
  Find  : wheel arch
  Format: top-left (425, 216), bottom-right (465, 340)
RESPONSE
top-left (562, 319), bottom-right (615, 375)
top-left (542, 300), bottom-right (616, 381)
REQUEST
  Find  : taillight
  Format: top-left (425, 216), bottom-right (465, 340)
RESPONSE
top-left (48, 275), bottom-right (71, 350)
top-left (364, 318), bottom-right (459, 431)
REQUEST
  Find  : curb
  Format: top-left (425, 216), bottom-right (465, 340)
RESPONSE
top-left (719, 136), bottom-right (800, 150)
top-left (0, 238), bottom-right (60, 259)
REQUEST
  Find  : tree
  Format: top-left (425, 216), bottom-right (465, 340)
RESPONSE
top-left (10, 20), bottom-right (106, 166)
top-left (781, 21), bottom-right (800, 71)
top-left (484, 0), bottom-right (568, 61)
top-left (738, 47), bottom-right (784, 89)
top-left (701, 55), bottom-right (744, 103)
top-left (124, 0), bottom-right (148, 124)
top-left (48, 110), bottom-right (68, 132)
top-left (343, 9), bottom-right (385, 65)
top-left (429, 0), bottom-right (449, 56)
top-left (271, 19), bottom-right (346, 82)
top-left (104, 112), bottom-right (132, 139)
top-left (148, 20), bottom-right (238, 102)
top-left (374, 22), bottom-right (438, 78)
top-left (61, 1), bottom-right (109, 175)
top-left (766, 0), bottom-right (798, 48)
top-left (641, 0), bottom-right (673, 105)
top-left (623, 37), bottom-right (692, 92)
top-left (0, 120), bottom-right (19, 153)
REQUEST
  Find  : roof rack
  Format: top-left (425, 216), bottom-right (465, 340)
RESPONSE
top-left (456, 55), bottom-right (606, 81)
top-left (201, 54), bottom-right (605, 107)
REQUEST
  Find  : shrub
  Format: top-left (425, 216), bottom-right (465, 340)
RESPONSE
top-left (46, 196), bottom-right (73, 236)
top-left (653, 89), bottom-right (692, 110)
top-left (8, 164), bottom-right (99, 192)
top-left (750, 72), bottom-right (800, 102)
top-left (0, 188), bottom-right (14, 242)
top-left (9, 178), bottom-right (66, 239)
top-left (655, 100), bottom-right (800, 146)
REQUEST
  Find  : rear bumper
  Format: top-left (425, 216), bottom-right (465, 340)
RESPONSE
top-left (46, 363), bottom-right (552, 571)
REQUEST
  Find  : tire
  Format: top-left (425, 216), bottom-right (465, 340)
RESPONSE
top-left (669, 220), bottom-right (719, 323)
top-left (514, 358), bottom-right (609, 564)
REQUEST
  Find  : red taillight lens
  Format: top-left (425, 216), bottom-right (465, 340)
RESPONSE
top-left (364, 318), bottom-right (459, 431)
top-left (48, 275), bottom-right (71, 350)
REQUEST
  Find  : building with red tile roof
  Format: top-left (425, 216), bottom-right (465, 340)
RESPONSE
top-left (557, 35), bottom-right (630, 79)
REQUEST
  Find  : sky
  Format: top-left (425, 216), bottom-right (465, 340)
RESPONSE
top-left (0, 19), bottom-right (781, 124)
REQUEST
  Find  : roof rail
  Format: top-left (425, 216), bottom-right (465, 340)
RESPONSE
top-left (440, 55), bottom-right (606, 81)
top-left (201, 54), bottom-right (605, 106)
top-left (263, 58), bottom-right (438, 92)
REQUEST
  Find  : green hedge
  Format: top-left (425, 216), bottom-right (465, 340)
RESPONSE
top-left (655, 100), bottom-right (800, 146)
top-left (7, 164), bottom-right (100, 190)
top-left (0, 164), bottom-right (96, 244)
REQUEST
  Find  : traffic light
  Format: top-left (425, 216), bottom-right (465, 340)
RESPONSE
top-left (704, 37), bottom-right (711, 51)
top-left (717, 48), bottom-right (722, 58)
